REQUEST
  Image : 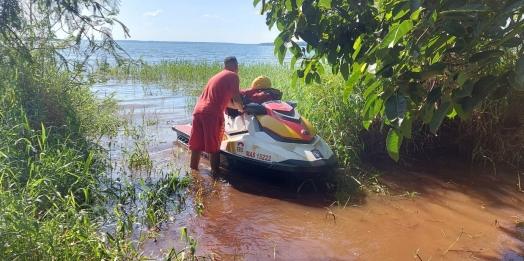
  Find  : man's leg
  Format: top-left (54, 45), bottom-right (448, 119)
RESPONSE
top-left (188, 114), bottom-right (204, 170)
top-left (190, 149), bottom-right (201, 170)
top-left (209, 152), bottom-right (220, 173)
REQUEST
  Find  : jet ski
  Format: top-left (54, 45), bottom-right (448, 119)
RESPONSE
top-left (172, 100), bottom-right (337, 174)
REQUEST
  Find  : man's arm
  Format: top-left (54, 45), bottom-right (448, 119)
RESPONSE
top-left (230, 93), bottom-right (244, 112)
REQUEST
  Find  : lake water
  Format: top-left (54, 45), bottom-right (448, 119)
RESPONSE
top-left (115, 40), bottom-right (285, 64)
top-left (94, 41), bottom-right (524, 261)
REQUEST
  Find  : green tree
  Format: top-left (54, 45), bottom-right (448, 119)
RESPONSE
top-left (0, 0), bottom-right (129, 129)
top-left (1, 0), bottom-right (129, 62)
top-left (257, 0), bottom-right (524, 161)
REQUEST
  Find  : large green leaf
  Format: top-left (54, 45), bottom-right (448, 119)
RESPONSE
top-left (363, 94), bottom-right (378, 118)
top-left (353, 35), bottom-right (362, 50)
top-left (380, 20), bottom-right (414, 49)
top-left (461, 75), bottom-right (499, 112)
top-left (458, 4), bottom-right (490, 11)
top-left (410, 0), bottom-right (421, 13)
top-left (425, 33), bottom-right (454, 57)
top-left (468, 50), bottom-right (504, 63)
top-left (491, 24), bottom-right (524, 48)
top-left (453, 80), bottom-right (474, 98)
top-left (501, 37), bottom-right (523, 48)
top-left (421, 70), bottom-right (443, 80)
top-left (285, 0), bottom-right (293, 10)
top-left (429, 102), bottom-right (451, 134)
top-left (385, 92), bottom-right (407, 128)
top-left (420, 62), bottom-right (447, 79)
top-left (386, 128), bottom-right (403, 162)
top-left (423, 89), bottom-right (440, 123)
top-left (343, 68), bottom-right (361, 99)
top-left (400, 112), bottom-right (412, 138)
top-left (362, 94), bottom-right (378, 130)
top-left (508, 71), bottom-right (524, 91)
top-left (501, 0), bottom-right (524, 14)
top-left (291, 70), bottom-right (298, 87)
top-left (410, 9), bottom-right (422, 21)
top-left (274, 36), bottom-right (284, 55)
top-left (426, 62), bottom-right (447, 71)
top-left (352, 36), bottom-right (363, 60)
top-left (490, 84), bottom-right (512, 100)
top-left (297, 30), bottom-right (319, 48)
top-left (457, 72), bottom-right (468, 87)
top-left (278, 44), bottom-right (286, 64)
top-left (424, 86), bottom-right (442, 115)
top-left (440, 21), bottom-right (466, 37)
top-left (452, 98), bottom-right (470, 120)
top-left (515, 55), bottom-right (524, 85)
top-left (319, 0), bottom-right (331, 9)
top-left (363, 81), bottom-right (382, 99)
top-left (340, 62), bottom-right (349, 80)
top-left (484, 26), bottom-right (504, 39)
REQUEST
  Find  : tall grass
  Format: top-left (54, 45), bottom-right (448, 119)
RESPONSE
top-left (0, 45), bottom-right (124, 259)
top-left (0, 46), bottom-right (201, 259)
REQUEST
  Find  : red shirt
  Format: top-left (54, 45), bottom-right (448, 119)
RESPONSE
top-left (193, 70), bottom-right (240, 116)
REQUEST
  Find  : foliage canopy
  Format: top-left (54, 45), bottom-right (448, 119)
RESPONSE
top-left (256, 0), bottom-right (524, 161)
top-left (1, 0), bottom-right (129, 65)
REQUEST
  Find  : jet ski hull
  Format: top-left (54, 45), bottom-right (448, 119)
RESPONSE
top-left (173, 122), bottom-right (337, 174)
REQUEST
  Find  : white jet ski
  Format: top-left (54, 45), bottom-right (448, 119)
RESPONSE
top-left (173, 100), bottom-right (337, 174)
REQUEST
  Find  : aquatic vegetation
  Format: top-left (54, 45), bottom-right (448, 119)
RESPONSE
top-left (162, 227), bottom-right (220, 261)
top-left (129, 141), bottom-right (154, 170)
top-left (139, 170), bottom-right (191, 229)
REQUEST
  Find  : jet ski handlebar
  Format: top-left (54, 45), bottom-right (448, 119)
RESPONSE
top-left (243, 103), bottom-right (267, 115)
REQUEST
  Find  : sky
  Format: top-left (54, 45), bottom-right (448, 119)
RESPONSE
top-left (111, 0), bottom-right (281, 44)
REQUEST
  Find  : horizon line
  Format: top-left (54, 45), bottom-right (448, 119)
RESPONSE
top-left (112, 39), bottom-right (276, 45)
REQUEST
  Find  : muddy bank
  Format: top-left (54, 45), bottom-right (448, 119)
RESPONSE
top-left (142, 146), bottom-right (524, 261)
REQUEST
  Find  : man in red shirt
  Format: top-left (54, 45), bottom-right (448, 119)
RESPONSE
top-left (189, 56), bottom-right (244, 173)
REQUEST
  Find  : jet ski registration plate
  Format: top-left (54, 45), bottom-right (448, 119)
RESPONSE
top-left (311, 149), bottom-right (324, 159)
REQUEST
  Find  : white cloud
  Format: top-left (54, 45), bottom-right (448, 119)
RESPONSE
top-left (143, 9), bottom-right (163, 17)
top-left (203, 14), bottom-right (220, 19)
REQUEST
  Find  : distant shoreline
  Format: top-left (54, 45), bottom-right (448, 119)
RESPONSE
top-left (111, 39), bottom-right (307, 46)
top-left (112, 39), bottom-right (263, 45)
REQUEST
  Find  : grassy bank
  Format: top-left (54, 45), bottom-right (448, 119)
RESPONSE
top-left (0, 52), bottom-right (120, 259)
top-left (0, 48), bottom-right (200, 259)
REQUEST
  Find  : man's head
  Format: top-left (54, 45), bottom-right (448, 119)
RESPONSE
top-left (224, 56), bottom-right (238, 73)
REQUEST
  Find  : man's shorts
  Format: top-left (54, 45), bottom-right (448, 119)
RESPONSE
top-left (188, 113), bottom-right (224, 154)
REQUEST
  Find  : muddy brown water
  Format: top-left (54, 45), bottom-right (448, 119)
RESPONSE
top-left (97, 83), bottom-right (524, 261)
